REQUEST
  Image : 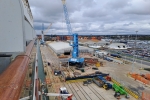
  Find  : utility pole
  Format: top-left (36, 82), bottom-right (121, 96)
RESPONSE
top-left (128, 35), bottom-right (130, 42)
top-left (132, 31), bottom-right (138, 73)
top-left (135, 31), bottom-right (138, 48)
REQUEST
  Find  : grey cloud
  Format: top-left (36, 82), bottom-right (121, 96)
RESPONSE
top-left (28, 0), bottom-right (150, 35)
top-left (123, 22), bottom-right (134, 26)
top-left (107, 0), bottom-right (130, 10)
top-left (83, 8), bottom-right (107, 18)
top-left (123, 0), bottom-right (150, 15)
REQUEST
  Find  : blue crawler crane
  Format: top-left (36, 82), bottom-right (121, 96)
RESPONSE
top-left (69, 33), bottom-right (84, 67)
top-left (61, 0), bottom-right (84, 67)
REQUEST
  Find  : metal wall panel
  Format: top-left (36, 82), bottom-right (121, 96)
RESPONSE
top-left (21, 0), bottom-right (33, 27)
top-left (32, 29), bottom-right (36, 38)
top-left (0, 57), bottom-right (11, 74)
top-left (0, 0), bottom-right (25, 52)
top-left (25, 20), bottom-right (33, 42)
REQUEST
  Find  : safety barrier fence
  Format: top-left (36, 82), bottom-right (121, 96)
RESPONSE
top-left (142, 92), bottom-right (150, 100)
top-left (111, 78), bottom-right (139, 99)
top-left (0, 39), bottom-right (35, 100)
top-left (145, 74), bottom-right (150, 81)
top-left (25, 80), bottom-right (32, 89)
top-left (129, 73), bottom-right (150, 85)
top-left (84, 58), bottom-right (98, 64)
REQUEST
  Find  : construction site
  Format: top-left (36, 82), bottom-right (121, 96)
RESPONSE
top-left (18, 38), bottom-right (150, 100)
top-left (1, 0), bottom-right (150, 100)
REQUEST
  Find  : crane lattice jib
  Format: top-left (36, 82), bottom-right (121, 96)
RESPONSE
top-left (42, 23), bottom-right (44, 33)
top-left (62, 0), bottom-right (72, 35)
top-left (44, 23), bottom-right (52, 34)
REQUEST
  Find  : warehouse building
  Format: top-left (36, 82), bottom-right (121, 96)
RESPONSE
top-left (48, 41), bottom-right (93, 55)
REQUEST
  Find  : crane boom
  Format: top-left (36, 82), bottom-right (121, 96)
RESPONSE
top-left (44, 23), bottom-right (52, 34)
top-left (41, 23), bottom-right (44, 43)
top-left (44, 93), bottom-right (72, 97)
top-left (61, 0), bottom-right (72, 35)
top-left (41, 23), bottom-right (52, 43)
top-left (61, 0), bottom-right (84, 67)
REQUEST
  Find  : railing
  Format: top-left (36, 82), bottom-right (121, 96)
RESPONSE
top-left (0, 39), bottom-right (35, 100)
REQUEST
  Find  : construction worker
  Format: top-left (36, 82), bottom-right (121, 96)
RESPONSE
top-left (48, 62), bottom-right (50, 66)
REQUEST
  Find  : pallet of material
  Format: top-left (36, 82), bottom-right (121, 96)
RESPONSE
top-left (85, 58), bottom-right (98, 64)
top-left (58, 55), bottom-right (68, 58)
top-left (65, 73), bottom-right (109, 81)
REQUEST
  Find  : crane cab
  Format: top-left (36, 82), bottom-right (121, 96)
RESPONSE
top-left (69, 41), bottom-right (73, 46)
top-left (60, 87), bottom-right (68, 94)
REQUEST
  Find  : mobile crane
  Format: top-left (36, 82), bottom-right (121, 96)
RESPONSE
top-left (41, 23), bottom-right (52, 44)
top-left (61, 0), bottom-right (84, 67)
top-left (69, 33), bottom-right (85, 67)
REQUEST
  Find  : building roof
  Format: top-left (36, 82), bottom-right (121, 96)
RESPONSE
top-left (48, 42), bottom-right (71, 51)
top-left (107, 43), bottom-right (129, 49)
top-left (79, 39), bottom-right (100, 43)
top-left (79, 39), bottom-right (109, 45)
top-left (48, 41), bottom-right (93, 54)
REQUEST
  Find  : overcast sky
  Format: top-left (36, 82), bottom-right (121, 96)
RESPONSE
top-left (29, 0), bottom-right (150, 35)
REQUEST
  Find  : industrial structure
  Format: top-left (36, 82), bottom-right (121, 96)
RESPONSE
top-left (0, 0), bottom-right (36, 73)
top-left (0, 0), bottom-right (150, 100)
top-left (0, 0), bottom-right (37, 99)
top-left (61, 0), bottom-right (72, 35)
top-left (48, 41), bottom-right (93, 55)
top-left (107, 43), bottom-right (130, 50)
top-left (61, 0), bottom-right (85, 67)
top-left (0, 0), bottom-right (36, 54)
top-left (41, 23), bottom-right (52, 44)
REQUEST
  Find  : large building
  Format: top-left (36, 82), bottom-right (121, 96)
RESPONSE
top-left (48, 41), bottom-right (94, 55)
top-left (107, 43), bottom-right (130, 50)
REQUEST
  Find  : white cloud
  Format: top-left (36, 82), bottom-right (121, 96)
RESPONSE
top-left (28, 0), bottom-right (150, 35)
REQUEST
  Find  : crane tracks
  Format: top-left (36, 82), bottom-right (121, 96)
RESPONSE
top-left (63, 82), bottom-right (78, 100)
top-left (63, 81), bottom-right (106, 100)
top-left (75, 82), bottom-right (93, 100)
top-left (88, 84), bottom-right (105, 100)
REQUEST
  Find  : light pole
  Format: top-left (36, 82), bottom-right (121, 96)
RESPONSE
top-left (131, 31), bottom-right (138, 73)
top-left (140, 59), bottom-right (142, 74)
top-left (91, 34), bottom-right (92, 39)
top-left (135, 31), bottom-right (138, 61)
top-left (131, 57), bottom-right (136, 72)
top-left (135, 31), bottom-right (138, 48)
top-left (128, 35), bottom-right (130, 42)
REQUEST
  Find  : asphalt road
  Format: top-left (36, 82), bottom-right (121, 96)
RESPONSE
top-left (108, 50), bottom-right (150, 67)
top-left (122, 56), bottom-right (150, 67)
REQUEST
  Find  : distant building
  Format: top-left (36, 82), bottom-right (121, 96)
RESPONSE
top-left (107, 43), bottom-right (130, 50)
